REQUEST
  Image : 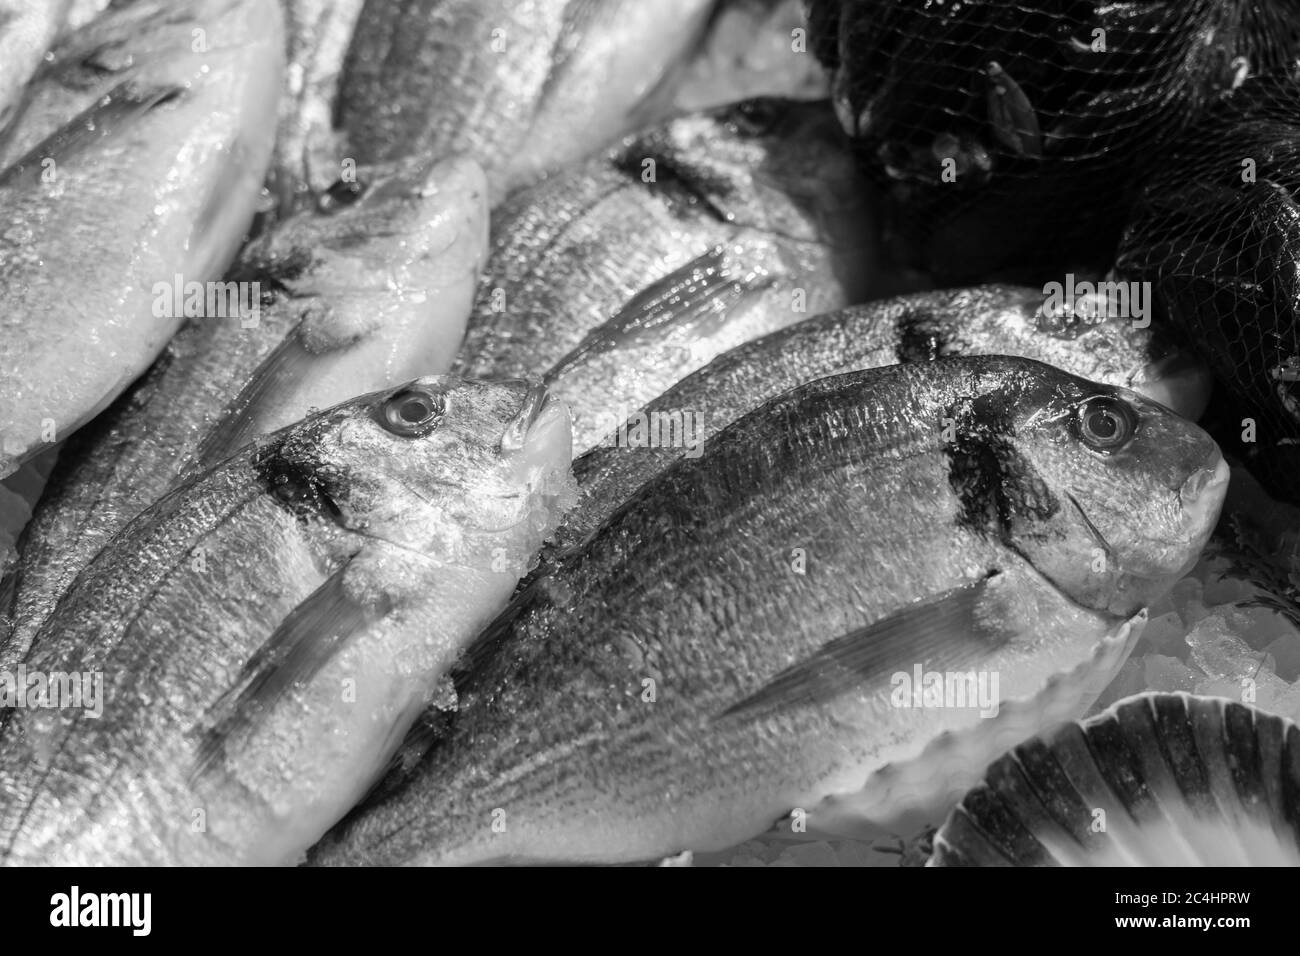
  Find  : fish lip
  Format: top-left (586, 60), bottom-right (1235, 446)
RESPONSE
top-left (500, 382), bottom-right (556, 453)
top-left (1179, 452), bottom-right (1230, 524)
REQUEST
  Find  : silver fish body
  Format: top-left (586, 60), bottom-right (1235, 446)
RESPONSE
top-left (0, 1), bottom-right (71, 136)
top-left (0, 378), bottom-right (573, 866)
top-left (564, 284), bottom-right (1214, 549)
top-left (455, 97), bottom-right (877, 453)
top-left (313, 355), bottom-right (1228, 866)
top-left (0, 0), bottom-right (234, 170)
top-left (1, 154), bottom-right (488, 674)
top-left (336, 0), bottom-right (716, 201)
top-left (0, 0), bottom-right (284, 476)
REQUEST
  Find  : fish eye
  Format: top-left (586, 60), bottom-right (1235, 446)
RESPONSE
top-left (381, 387), bottom-right (444, 437)
top-left (1075, 396), bottom-right (1137, 452)
top-left (318, 178), bottom-right (367, 213)
top-left (732, 99), bottom-right (783, 136)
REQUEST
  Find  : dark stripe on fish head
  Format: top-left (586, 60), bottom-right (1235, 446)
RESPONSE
top-left (944, 358), bottom-right (1226, 618)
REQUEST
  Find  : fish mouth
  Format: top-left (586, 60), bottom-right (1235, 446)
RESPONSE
top-left (500, 382), bottom-right (563, 454)
top-left (1178, 452), bottom-right (1230, 536)
top-left (1126, 350), bottom-right (1214, 421)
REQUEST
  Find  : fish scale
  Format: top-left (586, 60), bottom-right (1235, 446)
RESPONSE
top-left (313, 356), bottom-right (1227, 866)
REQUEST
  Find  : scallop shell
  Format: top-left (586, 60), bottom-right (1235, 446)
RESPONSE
top-left (928, 692), bottom-right (1300, 866)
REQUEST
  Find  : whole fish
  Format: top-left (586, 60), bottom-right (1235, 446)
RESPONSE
top-left (313, 355), bottom-right (1228, 866)
top-left (0, 1), bottom-right (70, 134)
top-left (1117, 76), bottom-right (1300, 506)
top-left (336, 0), bottom-right (715, 201)
top-left (563, 284), bottom-right (1214, 551)
top-left (0, 0), bottom-right (283, 477)
top-left (0, 378), bottom-right (573, 866)
top-left (1, 154), bottom-right (488, 673)
top-left (269, 0), bottom-right (368, 214)
top-left (455, 98), bottom-right (877, 453)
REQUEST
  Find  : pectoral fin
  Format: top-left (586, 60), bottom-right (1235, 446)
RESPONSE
top-left (191, 560), bottom-right (389, 781)
top-left (2, 79), bottom-right (186, 173)
top-left (718, 574), bottom-right (1008, 720)
top-left (195, 324), bottom-right (314, 469)
top-left (545, 245), bottom-right (777, 382)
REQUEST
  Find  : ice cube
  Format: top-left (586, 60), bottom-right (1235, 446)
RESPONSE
top-left (1143, 654), bottom-right (1200, 693)
top-left (1264, 632), bottom-right (1300, 682)
top-left (1138, 611), bottom-right (1191, 658)
top-left (1171, 577), bottom-right (1209, 628)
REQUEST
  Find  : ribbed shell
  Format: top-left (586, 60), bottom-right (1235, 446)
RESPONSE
top-left (929, 692), bottom-right (1300, 866)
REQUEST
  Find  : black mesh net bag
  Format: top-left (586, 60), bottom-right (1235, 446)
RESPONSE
top-left (807, 0), bottom-right (1300, 284)
top-left (1116, 75), bottom-right (1300, 504)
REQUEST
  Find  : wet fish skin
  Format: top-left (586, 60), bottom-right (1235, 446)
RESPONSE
top-left (313, 355), bottom-right (1227, 866)
top-left (336, 0), bottom-right (715, 201)
top-left (0, 1), bottom-right (71, 136)
top-left (455, 98), bottom-right (876, 451)
top-left (269, 0), bottom-right (367, 215)
top-left (0, 0), bottom-right (284, 477)
top-left (564, 284), bottom-right (1215, 551)
top-left (0, 0), bottom-right (233, 170)
top-left (0, 377), bottom-right (573, 866)
top-left (0, 154), bottom-right (488, 674)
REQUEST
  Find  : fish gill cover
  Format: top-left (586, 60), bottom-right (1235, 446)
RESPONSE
top-left (807, 0), bottom-right (1300, 283)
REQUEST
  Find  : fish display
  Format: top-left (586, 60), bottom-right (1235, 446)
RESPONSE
top-left (0, 0), bottom-right (1296, 873)
top-left (0, 0), bottom-right (283, 477)
top-left (313, 356), bottom-right (1227, 865)
top-left (0, 378), bottom-right (573, 866)
top-left (929, 692), bottom-right (1300, 866)
top-left (1, 154), bottom-right (488, 673)
top-left (455, 97), bottom-right (877, 453)
top-left (335, 0), bottom-right (715, 202)
top-left (1117, 76), bottom-right (1300, 507)
top-left (562, 284), bottom-right (1214, 551)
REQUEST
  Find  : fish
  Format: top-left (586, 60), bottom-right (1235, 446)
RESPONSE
top-left (335, 0), bottom-right (716, 201)
top-left (1116, 76), bottom-right (1300, 507)
top-left (454, 97), bottom-right (878, 453)
top-left (562, 284), bottom-right (1215, 552)
top-left (0, 377), bottom-right (574, 866)
top-left (929, 692), bottom-right (1300, 866)
top-left (311, 354), bottom-right (1229, 866)
top-left (0, 0), bottom-right (284, 477)
top-left (268, 0), bottom-right (368, 215)
top-left (0, 1), bottom-right (71, 135)
top-left (805, 0), bottom-right (1300, 282)
top-left (0, 154), bottom-right (488, 674)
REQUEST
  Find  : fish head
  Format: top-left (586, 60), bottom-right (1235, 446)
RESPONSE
top-left (941, 285), bottom-right (1215, 420)
top-left (634, 97), bottom-right (874, 253)
top-left (952, 358), bottom-right (1228, 618)
top-left (241, 154), bottom-right (489, 344)
top-left (258, 377), bottom-right (574, 573)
